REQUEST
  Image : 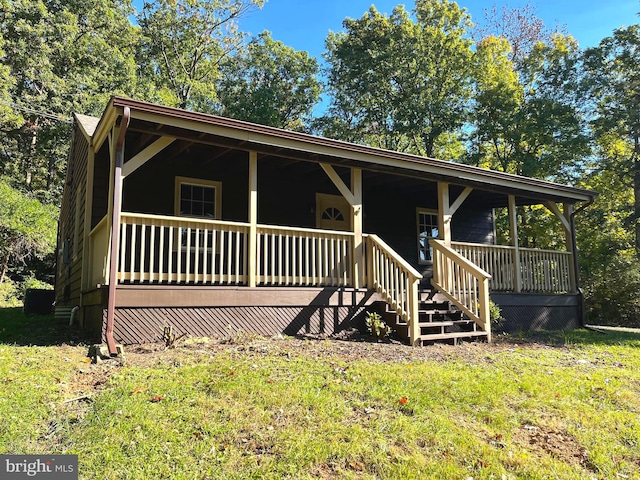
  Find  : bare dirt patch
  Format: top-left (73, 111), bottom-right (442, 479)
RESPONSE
top-left (120, 330), bottom-right (525, 367)
top-left (512, 424), bottom-right (594, 471)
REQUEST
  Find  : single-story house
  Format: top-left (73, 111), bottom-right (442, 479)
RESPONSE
top-left (55, 96), bottom-right (596, 354)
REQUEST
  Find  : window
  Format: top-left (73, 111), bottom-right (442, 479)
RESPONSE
top-left (316, 193), bottom-right (351, 231)
top-left (417, 209), bottom-right (439, 264)
top-left (322, 207), bottom-right (344, 222)
top-left (174, 177), bottom-right (222, 251)
top-left (175, 177), bottom-right (221, 219)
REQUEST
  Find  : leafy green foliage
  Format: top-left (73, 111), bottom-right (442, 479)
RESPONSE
top-left (137, 0), bottom-right (263, 111)
top-left (216, 31), bottom-right (320, 130)
top-left (0, 0), bottom-right (139, 200)
top-left (321, 0), bottom-right (474, 157)
top-left (469, 34), bottom-right (590, 183)
top-left (364, 311), bottom-right (392, 339)
top-left (0, 180), bottom-right (58, 286)
top-left (584, 25), bottom-right (640, 254)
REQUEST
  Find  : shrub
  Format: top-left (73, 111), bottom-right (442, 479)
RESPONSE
top-left (365, 311), bottom-right (392, 340)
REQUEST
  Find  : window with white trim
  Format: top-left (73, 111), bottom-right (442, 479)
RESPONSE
top-left (417, 209), bottom-right (438, 264)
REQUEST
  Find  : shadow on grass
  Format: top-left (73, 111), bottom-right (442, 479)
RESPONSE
top-left (498, 327), bottom-right (640, 348)
top-left (0, 307), bottom-right (93, 346)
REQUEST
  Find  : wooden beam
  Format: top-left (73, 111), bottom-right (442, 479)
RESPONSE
top-left (248, 152), bottom-right (258, 288)
top-left (508, 195), bottom-right (522, 292)
top-left (320, 163), bottom-right (356, 206)
top-left (449, 187), bottom-right (473, 215)
top-left (351, 168), bottom-right (363, 288)
top-left (122, 136), bottom-right (176, 178)
top-left (544, 201), bottom-right (571, 233)
top-left (202, 146), bottom-right (234, 165)
top-left (564, 203), bottom-right (577, 292)
top-left (437, 182), bottom-right (451, 244)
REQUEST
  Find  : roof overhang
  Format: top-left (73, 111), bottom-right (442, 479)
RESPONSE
top-left (88, 96), bottom-right (596, 205)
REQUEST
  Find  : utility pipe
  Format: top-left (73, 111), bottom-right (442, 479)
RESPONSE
top-left (105, 107), bottom-right (130, 356)
top-left (69, 305), bottom-right (79, 326)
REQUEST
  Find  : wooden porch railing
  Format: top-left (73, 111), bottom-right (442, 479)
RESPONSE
top-left (119, 213), bottom-right (249, 284)
top-left (256, 225), bottom-right (353, 286)
top-left (366, 234), bottom-right (422, 345)
top-left (114, 213), bottom-right (354, 287)
top-left (431, 239), bottom-right (492, 341)
top-left (451, 241), bottom-right (573, 293)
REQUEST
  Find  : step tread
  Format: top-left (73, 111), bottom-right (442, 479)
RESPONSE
top-left (417, 321), bottom-right (454, 327)
top-left (417, 331), bottom-right (488, 341)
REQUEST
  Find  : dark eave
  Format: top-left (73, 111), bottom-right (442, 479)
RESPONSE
top-left (90, 96), bottom-right (596, 205)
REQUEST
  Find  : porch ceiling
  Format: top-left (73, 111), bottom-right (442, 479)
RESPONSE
top-left (91, 96), bottom-right (596, 206)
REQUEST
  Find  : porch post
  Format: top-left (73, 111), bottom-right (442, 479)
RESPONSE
top-left (105, 107), bottom-right (130, 355)
top-left (352, 168), bottom-right (363, 288)
top-left (437, 182), bottom-right (451, 245)
top-left (508, 195), bottom-right (522, 292)
top-left (248, 151), bottom-right (258, 288)
top-left (563, 203), bottom-right (577, 292)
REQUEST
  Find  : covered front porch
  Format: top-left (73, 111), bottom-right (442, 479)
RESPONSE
top-left (86, 201), bottom-right (578, 348)
top-left (76, 97), bottom-right (593, 352)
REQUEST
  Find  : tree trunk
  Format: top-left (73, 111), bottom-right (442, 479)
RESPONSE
top-left (634, 133), bottom-right (640, 256)
top-left (0, 250), bottom-right (10, 285)
top-left (25, 119), bottom-right (38, 190)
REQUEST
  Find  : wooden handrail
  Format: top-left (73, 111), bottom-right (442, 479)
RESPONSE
top-left (430, 239), bottom-right (492, 342)
top-left (366, 234), bottom-right (422, 345)
top-left (451, 241), bottom-right (573, 293)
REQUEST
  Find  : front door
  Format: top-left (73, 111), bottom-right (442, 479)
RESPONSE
top-left (316, 193), bottom-right (351, 231)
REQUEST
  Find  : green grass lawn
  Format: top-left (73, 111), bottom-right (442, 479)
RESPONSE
top-left (1, 307), bottom-right (639, 479)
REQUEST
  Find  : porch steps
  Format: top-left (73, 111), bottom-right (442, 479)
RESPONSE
top-left (379, 290), bottom-right (489, 346)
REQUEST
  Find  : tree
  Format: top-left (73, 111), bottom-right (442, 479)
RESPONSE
top-left (0, 180), bottom-right (58, 286)
top-left (469, 32), bottom-right (590, 248)
top-left (472, 2), bottom-right (563, 66)
top-left (216, 31), bottom-right (321, 130)
top-left (576, 134), bottom-right (640, 325)
top-left (584, 25), bottom-right (640, 255)
top-left (0, 0), bottom-right (139, 201)
top-left (321, 0), bottom-right (474, 157)
top-left (470, 33), bottom-right (589, 181)
top-left (136, 0), bottom-right (263, 111)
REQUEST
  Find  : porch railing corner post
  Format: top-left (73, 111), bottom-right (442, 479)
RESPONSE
top-left (365, 235), bottom-right (373, 289)
top-left (409, 277), bottom-right (420, 346)
top-left (248, 151), bottom-right (258, 287)
top-left (480, 277), bottom-right (491, 343)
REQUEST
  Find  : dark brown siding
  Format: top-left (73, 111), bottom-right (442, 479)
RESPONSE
top-left (122, 148), bottom-right (250, 222)
top-left (90, 142), bottom-right (110, 229)
top-left (55, 127), bottom-right (89, 307)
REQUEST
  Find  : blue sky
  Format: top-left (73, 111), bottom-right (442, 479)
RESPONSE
top-left (238, 0), bottom-right (640, 60)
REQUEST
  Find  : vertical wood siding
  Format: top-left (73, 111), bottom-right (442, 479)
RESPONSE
top-left (56, 127), bottom-right (89, 306)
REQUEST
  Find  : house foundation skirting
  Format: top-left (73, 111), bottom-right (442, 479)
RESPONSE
top-left (100, 305), bottom-right (368, 345)
top-left (491, 293), bottom-right (581, 332)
